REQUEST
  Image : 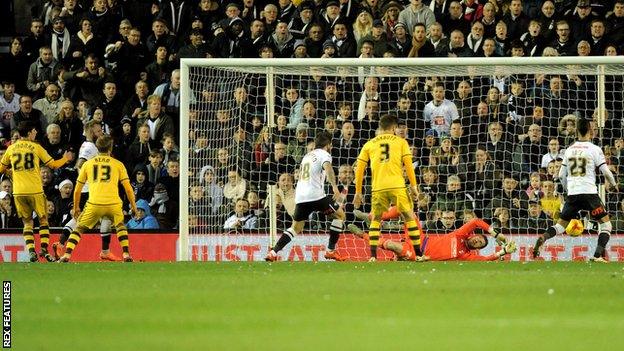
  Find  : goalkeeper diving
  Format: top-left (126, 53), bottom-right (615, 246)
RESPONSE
top-left (349, 207), bottom-right (516, 261)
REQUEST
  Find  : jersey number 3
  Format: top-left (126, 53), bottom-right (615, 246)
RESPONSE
top-left (93, 165), bottom-right (112, 182)
top-left (12, 153), bottom-right (35, 171)
top-left (380, 143), bottom-right (390, 162)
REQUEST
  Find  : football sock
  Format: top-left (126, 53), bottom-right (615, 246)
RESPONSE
top-left (544, 222), bottom-right (564, 241)
top-left (368, 220), bottom-right (381, 258)
top-left (405, 220), bottom-right (422, 256)
top-left (594, 222), bottom-right (612, 258)
top-left (101, 233), bottom-right (111, 251)
top-left (23, 226), bottom-right (35, 254)
top-left (594, 232), bottom-right (610, 258)
top-left (59, 228), bottom-right (70, 245)
top-left (39, 225), bottom-right (50, 250)
top-left (328, 219), bottom-right (344, 251)
top-left (273, 228), bottom-right (296, 253)
top-left (65, 231), bottom-right (82, 256)
top-left (116, 226), bottom-right (130, 255)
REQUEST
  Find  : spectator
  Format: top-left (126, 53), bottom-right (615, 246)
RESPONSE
top-left (304, 24), bottom-right (325, 58)
top-left (353, 9), bottom-right (373, 43)
top-left (122, 80), bottom-right (149, 122)
top-left (423, 81), bottom-right (460, 136)
top-left (288, 2), bottom-right (314, 40)
top-left (126, 123), bottom-right (152, 171)
top-left (27, 46), bottom-right (61, 100)
top-left (541, 137), bottom-right (563, 169)
top-left (145, 46), bottom-right (174, 91)
top-left (11, 95), bottom-right (47, 140)
top-left (269, 21), bottom-right (296, 58)
top-left (0, 191), bottom-right (20, 228)
top-left (223, 169), bottom-right (247, 203)
top-left (131, 164), bottom-right (155, 202)
top-left (33, 83), bottom-right (64, 124)
top-left (427, 209), bottom-right (459, 231)
top-left (550, 20), bottom-right (575, 56)
top-left (330, 21), bottom-right (357, 58)
top-left (153, 70), bottom-right (181, 124)
top-left (146, 149), bottom-right (166, 185)
top-left (491, 207), bottom-right (513, 232)
top-left (62, 54), bottom-right (111, 106)
top-left (223, 198), bottom-right (258, 230)
top-left (149, 182), bottom-right (178, 229)
top-left (22, 19), bottom-right (46, 62)
top-left (465, 21), bottom-right (485, 55)
top-left (389, 22), bottom-right (411, 57)
top-left (434, 174), bottom-right (475, 214)
top-left (516, 199), bottom-right (550, 232)
top-left (258, 142), bottom-right (296, 184)
top-left (398, 0), bottom-right (435, 37)
top-left (407, 22), bottom-right (435, 57)
top-left (429, 22), bottom-right (449, 55)
top-left (503, 0), bottom-right (530, 41)
top-left (540, 180), bottom-right (562, 221)
top-left (160, 133), bottom-right (179, 167)
top-left (127, 199), bottom-right (160, 229)
top-left (199, 165), bottom-right (224, 216)
top-left (136, 95), bottom-right (175, 149)
top-left (47, 16), bottom-right (72, 67)
top-left (0, 81), bottom-right (21, 135)
top-left (459, 147), bottom-right (497, 213)
top-left (41, 123), bottom-right (65, 159)
top-left (53, 100), bottom-right (84, 151)
top-left (0, 39), bottom-right (30, 94)
top-left (439, 29), bottom-right (474, 57)
top-left (491, 174), bottom-right (526, 219)
top-left (67, 18), bottom-right (103, 71)
top-left (287, 122), bottom-right (309, 164)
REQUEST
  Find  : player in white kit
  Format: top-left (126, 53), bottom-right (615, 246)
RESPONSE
top-left (265, 131), bottom-right (348, 261)
top-left (533, 118), bottom-right (617, 262)
top-left (52, 120), bottom-right (120, 261)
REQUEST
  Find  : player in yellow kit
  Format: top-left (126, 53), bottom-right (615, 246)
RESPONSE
top-left (59, 135), bottom-right (138, 262)
top-left (0, 121), bottom-right (73, 262)
top-left (353, 114), bottom-right (422, 261)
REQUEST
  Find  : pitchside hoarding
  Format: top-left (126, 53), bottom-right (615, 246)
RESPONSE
top-left (1, 233), bottom-right (623, 262)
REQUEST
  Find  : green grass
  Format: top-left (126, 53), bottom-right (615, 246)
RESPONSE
top-left (2, 262), bottom-right (624, 351)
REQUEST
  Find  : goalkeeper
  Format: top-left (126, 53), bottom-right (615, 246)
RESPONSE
top-left (351, 207), bottom-right (515, 261)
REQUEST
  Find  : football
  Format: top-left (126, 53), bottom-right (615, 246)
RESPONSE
top-left (566, 219), bottom-right (584, 237)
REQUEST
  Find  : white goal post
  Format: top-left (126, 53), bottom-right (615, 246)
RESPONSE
top-left (179, 57), bottom-right (624, 262)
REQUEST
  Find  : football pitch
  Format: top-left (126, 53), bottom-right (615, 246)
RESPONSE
top-left (2, 262), bottom-right (623, 351)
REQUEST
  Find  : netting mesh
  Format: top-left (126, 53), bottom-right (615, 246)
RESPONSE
top-left (184, 61), bottom-right (624, 261)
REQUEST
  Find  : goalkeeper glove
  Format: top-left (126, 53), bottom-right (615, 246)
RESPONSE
top-left (496, 241), bottom-right (517, 257)
top-left (492, 230), bottom-right (506, 245)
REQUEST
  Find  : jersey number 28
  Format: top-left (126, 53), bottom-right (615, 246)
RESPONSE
top-left (12, 153), bottom-right (35, 171)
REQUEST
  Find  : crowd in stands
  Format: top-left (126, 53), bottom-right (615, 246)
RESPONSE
top-left (1, 0), bottom-right (623, 234)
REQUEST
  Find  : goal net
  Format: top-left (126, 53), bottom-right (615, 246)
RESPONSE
top-left (180, 57), bottom-right (624, 262)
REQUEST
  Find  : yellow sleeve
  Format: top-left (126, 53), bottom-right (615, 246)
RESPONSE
top-left (76, 162), bottom-right (88, 184)
top-left (0, 149), bottom-right (11, 167)
top-left (401, 139), bottom-right (417, 187)
top-left (118, 161), bottom-right (130, 182)
top-left (354, 143), bottom-right (369, 194)
top-left (36, 144), bottom-right (54, 165)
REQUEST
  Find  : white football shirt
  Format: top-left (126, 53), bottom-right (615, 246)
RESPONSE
top-left (562, 141), bottom-right (606, 195)
top-left (295, 149), bottom-right (332, 204)
top-left (78, 141), bottom-right (98, 192)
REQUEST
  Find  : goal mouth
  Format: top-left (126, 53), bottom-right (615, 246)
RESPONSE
top-left (179, 57), bottom-right (624, 262)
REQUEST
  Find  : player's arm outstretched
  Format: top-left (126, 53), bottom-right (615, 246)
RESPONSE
top-left (45, 150), bottom-right (74, 169)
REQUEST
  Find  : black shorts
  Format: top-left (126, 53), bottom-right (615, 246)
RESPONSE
top-left (560, 194), bottom-right (607, 221)
top-left (293, 196), bottom-right (340, 222)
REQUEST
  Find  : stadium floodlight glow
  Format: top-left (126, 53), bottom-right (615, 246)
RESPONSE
top-left (180, 57), bottom-right (624, 262)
